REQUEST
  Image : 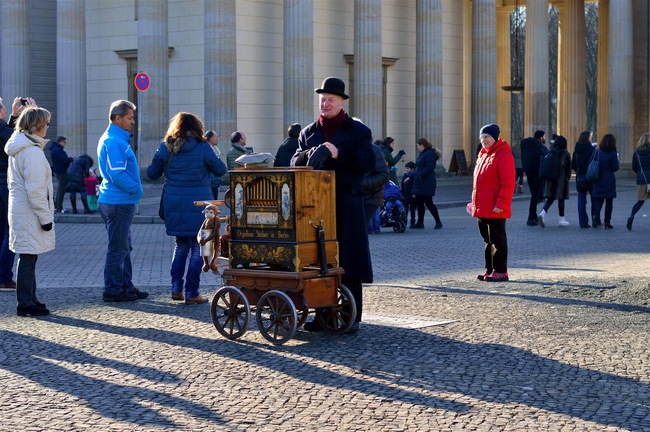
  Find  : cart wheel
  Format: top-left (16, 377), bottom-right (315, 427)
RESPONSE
top-left (398, 220), bottom-right (406, 233)
top-left (315, 284), bottom-right (357, 334)
top-left (296, 307), bottom-right (309, 329)
top-left (211, 286), bottom-right (250, 340)
top-left (255, 290), bottom-right (298, 345)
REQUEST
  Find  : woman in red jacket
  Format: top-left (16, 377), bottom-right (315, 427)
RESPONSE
top-left (470, 124), bottom-right (515, 282)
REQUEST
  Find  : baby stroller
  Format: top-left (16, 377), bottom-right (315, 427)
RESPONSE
top-left (379, 181), bottom-right (407, 233)
top-left (379, 203), bottom-right (407, 233)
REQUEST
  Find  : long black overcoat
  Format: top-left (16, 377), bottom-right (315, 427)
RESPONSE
top-left (291, 115), bottom-right (376, 282)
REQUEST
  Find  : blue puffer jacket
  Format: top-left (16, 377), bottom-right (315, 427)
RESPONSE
top-left (632, 147), bottom-right (650, 185)
top-left (592, 149), bottom-right (619, 199)
top-left (413, 147), bottom-right (439, 196)
top-left (147, 137), bottom-right (227, 236)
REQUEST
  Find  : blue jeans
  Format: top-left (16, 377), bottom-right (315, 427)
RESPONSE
top-left (577, 188), bottom-right (594, 227)
top-left (385, 200), bottom-right (404, 217)
top-left (0, 186), bottom-right (15, 283)
top-left (171, 236), bottom-right (202, 298)
top-left (367, 208), bottom-right (380, 233)
top-left (99, 203), bottom-right (136, 296)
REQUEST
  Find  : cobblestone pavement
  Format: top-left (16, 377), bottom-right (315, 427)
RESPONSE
top-left (1, 177), bottom-right (649, 431)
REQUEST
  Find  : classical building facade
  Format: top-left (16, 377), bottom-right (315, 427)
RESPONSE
top-left (1, 0), bottom-right (647, 173)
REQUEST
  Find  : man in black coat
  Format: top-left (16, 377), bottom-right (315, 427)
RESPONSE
top-left (520, 130), bottom-right (548, 225)
top-left (273, 123), bottom-right (301, 167)
top-left (291, 77), bottom-right (375, 333)
top-left (50, 136), bottom-right (74, 213)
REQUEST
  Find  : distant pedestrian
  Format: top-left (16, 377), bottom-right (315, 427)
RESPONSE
top-left (520, 130), bottom-right (548, 225)
top-left (97, 100), bottom-right (146, 302)
top-left (511, 139), bottom-right (524, 194)
top-left (66, 154), bottom-right (94, 214)
top-left (274, 123), bottom-right (301, 167)
top-left (50, 136), bottom-right (74, 213)
top-left (5, 106), bottom-right (55, 317)
top-left (380, 136), bottom-right (405, 185)
top-left (470, 123), bottom-right (515, 282)
top-left (571, 130), bottom-right (596, 228)
top-left (401, 161), bottom-right (416, 227)
top-left (205, 130), bottom-right (223, 199)
top-left (626, 133), bottom-right (650, 231)
top-left (411, 138), bottom-right (442, 229)
top-left (362, 141), bottom-right (389, 234)
top-left (227, 131), bottom-right (247, 170)
top-left (537, 135), bottom-right (572, 228)
top-left (591, 134), bottom-right (619, 229)
top-left (84, 171), bottom-right (100, 213)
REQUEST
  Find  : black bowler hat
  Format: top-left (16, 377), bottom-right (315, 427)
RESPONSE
top-left (315, 77), bottom-right (349, 100)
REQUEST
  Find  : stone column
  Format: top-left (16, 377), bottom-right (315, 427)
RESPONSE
top-left (608, 0), bottom-right (634, 163)
top-left (353, 0), bottom-right (382, 138)
top-left (1, 0), bottom-right (29, 100)
top-left (557, 0), bottom-right (586, 149)
top-left (471, 0), bottom-right (497, 148)
top-left (57, 0), bottom-right (86, 155)
top-left (284, 0), bottom-right (314, 130)
top-left (416, 0), bottom-right (442, 149)
top-left (137, 0), bottom-right (169, 168)
top-left (596, 0), bottom-right (609, 141)
top-left (524, 0), bottom-right (549, 138)
top-left (205, 0), bottom-right (237, 154)
top-left (631, 0), bottom-right (647, 141)
top-left (496, 8), bottom-right (512, 144)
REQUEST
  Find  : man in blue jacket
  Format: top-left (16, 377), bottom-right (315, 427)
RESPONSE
top-left (96, 100), bottom-right (146, 302)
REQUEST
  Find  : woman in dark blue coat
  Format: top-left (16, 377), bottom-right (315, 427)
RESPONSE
top-left (627, 133), bottom-right (650, 230)
top-left (571, 130), bottom-right (595, 227)
top-left (591, 134), bottom-right (619, 229)
top-left (412, 138), bottom-right (442, 229)
top-left (147, 112), bottom-right (227, 303)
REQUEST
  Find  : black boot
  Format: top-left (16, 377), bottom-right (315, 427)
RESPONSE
top-left (70, 195), bottom-right (77, 214)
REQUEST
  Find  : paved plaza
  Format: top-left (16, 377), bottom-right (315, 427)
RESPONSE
top-left (0, 176), bottom-right (649, 431)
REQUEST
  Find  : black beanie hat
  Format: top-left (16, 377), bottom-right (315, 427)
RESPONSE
top-left (480, 123), bottom-right (500, 141)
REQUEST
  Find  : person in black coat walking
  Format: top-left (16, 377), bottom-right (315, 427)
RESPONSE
top-left (592, 134), bottom-right (619, 229)
top-left (273, 123), bottom-right (301, 167)
top-left (291, 77), bottom-right (375, 333)
top-left (411, 138), bottom-right (442, 229)
top-left (627, 133), bottom-right (650, 230)
top-left (537, 136), bottom-right (571, 227)
top-left (571, 130), bottom-right (595, 228)
top-left (362, 141), bottom-right (389, 233)
top-left (66, 154), bottom-right (94, 214)
top-left (50, 136), bottom-right (74, 213)
top-left (520, 130), bottom-right (548, 225)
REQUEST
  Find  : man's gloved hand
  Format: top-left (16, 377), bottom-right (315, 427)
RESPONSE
top-left (397, 149), bottom-right (406, 156)
top-left (41, 223), bottom-right (53, 232)
top-left (307, 145), bottom-right (332, 170)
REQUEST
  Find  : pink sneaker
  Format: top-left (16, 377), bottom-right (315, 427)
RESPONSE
top-left (485, 272), bottom-right (509, 282)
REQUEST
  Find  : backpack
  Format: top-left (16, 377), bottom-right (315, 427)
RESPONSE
top-left (539, 150), bottom-right (561, 180)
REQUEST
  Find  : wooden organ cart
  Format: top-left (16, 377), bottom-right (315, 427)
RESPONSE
top-left (210, 166), bottom-right (356, 344)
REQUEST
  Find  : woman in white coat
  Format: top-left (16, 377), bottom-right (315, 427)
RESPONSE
top-left (5, 107), bottom-right (55, 317)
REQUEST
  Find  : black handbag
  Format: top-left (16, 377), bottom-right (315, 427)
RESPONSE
top-left (586, 149), bottom-right (599, 183)
top-left (158, 151), bottom-right (174, 220)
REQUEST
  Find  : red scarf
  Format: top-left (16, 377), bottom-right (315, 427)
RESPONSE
top-left (319, 110), bottom-right (346, 142)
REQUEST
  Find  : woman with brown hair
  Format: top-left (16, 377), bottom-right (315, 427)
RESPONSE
top-left (411, 138), bottom-right (442, 229)
top-left (591, 133), bottom-right (619, 229)
top-left (627, 133), bottom-right (650, 230)
top-left (147, 112), bottom-right (227, 304)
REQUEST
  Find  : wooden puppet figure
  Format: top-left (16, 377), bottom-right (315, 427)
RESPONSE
top-left (197, 204), bottom-right (221, 272)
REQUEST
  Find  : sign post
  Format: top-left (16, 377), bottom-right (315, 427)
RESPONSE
top-left (134, 72), bottom-right (150, 215)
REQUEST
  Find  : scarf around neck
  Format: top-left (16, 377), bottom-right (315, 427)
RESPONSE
top-left (319, 109), bottom-right (346, 142)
